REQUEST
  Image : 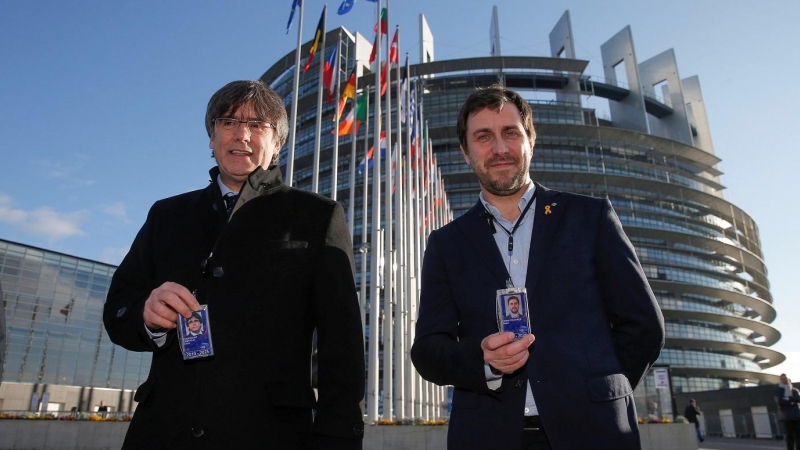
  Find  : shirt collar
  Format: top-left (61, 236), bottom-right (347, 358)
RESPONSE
top-left (480, 181), bottom-right (536, 220)
top-left (217, 175), bottom-right (238, 197)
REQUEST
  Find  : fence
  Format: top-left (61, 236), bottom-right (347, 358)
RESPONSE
top-left (701, 410), bottom-right (787, 440)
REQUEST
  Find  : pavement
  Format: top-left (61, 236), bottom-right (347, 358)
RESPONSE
top-left (699, 436), bottom-right (787, 450)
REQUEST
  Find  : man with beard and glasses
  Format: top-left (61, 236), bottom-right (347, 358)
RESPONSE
top-left (411, 85), bottom-right (664, 450)
top-left (104, 80), bottom-right (364, 449)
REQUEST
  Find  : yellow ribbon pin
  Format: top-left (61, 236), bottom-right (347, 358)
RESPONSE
top-left (544, 205), bottom-right (552, 215)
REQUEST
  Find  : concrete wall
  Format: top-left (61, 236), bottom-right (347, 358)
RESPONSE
top-left (639, 423), bottom-right (697, 450)
top-left (0, 422), bottom-right (697, 450)
top-left (675, 383), bottom-right (797, 438)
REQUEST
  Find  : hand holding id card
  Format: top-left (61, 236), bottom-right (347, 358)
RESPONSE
top-left (178, 305), bottom-right (214, 360)
top-left (496, 288), bottom-right (531, 340)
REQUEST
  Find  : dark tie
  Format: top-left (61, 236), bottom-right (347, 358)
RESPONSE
top-left (224, 193), bottom-right (239, 215)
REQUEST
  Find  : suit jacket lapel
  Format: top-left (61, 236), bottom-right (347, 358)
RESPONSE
top-left (525, 183), bottom-right (565, 295)
top-left (458, 201), bottom-right (510, 288)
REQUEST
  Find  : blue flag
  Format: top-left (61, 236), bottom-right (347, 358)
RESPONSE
top-left (337, 0), bottom-right (355, 15)
top-left (286, 0), bottom-right (301, 34)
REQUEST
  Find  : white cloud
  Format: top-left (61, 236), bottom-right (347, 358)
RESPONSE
top-left (36, 155), bottom-right (95, 186)
top-left (99, 246), bottom-right (129, 265)
top-left (0, 192), bottom-right (88, 241)
top-left (102, 201), bottom-right (129, 222)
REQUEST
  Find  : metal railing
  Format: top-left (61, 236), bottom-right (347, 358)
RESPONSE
top-left (0, 410), bottom-right (133, 422)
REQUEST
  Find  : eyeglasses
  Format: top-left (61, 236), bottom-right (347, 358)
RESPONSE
top-left (214, 118), bottom-right (275, 135)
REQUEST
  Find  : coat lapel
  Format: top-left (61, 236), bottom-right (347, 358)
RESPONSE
top-left (525, 183), bottom-right (565, 295)
top-left (458, 201), bottom-right (510, 288)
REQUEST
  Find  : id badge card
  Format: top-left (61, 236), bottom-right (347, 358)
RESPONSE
top-left (178, 305), bottom-right (214, 360)
top-left (496, 287), bottom-right (531, 341)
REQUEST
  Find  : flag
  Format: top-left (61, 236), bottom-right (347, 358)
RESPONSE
top-left (374, 8), bottom-right (388, 35)
top-left (355, 90), bottom-right (368, 122)
top-left (336, 92), bottom-right (366, 136)
top-left (389, 28), bottom-right (399, 65)
top-left (399, 77), bottom-right (408, 124)
top-left (379, 61), bottom-right (388, 96)
top-left (337, 66), bottom-right (357, 115)
top-left (408, 80), bottom-right (416, 127)
top-left (335, 92), bottom-right (368, 135)
top-left (358, 131), bottom-right (386, 174)
top-left (341, 67), bottom-right (357, 103)
top-left (338, 90), bottom-right (367, 136)
top-left (323, 42), bottom-right (339, 105)
top-left (337, 0), bottom-right (355, 15)
top-left (335, 105), bottom-right (357, 136)
top-left (368, 33), bottom-right (379, 64)
top-left (302, 6), bottom-right (325, 73)
top-left (286, 0), bottom-right (301, 34)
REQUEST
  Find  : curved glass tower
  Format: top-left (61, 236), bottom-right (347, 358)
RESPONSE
top-left (260, 11), bottom-right (781, 419)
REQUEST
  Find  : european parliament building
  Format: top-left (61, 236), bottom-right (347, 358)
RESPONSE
top-left (0, 9), bottom-right (783, 419)
top-left (261, 9), bottom-right (783, 418)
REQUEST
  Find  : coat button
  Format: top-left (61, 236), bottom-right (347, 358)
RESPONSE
top-left (192, 426), bottom-right (204, 437)
top-left (212, 203), bottom-right (218, 211)
top-left (353, 426), bottom-right (363, 436)
top-left (212, 267), bottom-right (224, 277)
top-left (116, 307), bottom-right (126, 318)
top-left (515, 380), bottom-right (523, 388)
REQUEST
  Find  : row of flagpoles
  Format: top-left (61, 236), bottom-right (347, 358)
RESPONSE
top-left (284, 0), bottom-right (454, 422)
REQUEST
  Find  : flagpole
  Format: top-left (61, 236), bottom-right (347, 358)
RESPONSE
top-left (415, 94), bottom-right (425, 419)
top-left (331, 31), bottom-right (342, 200)
top-left (286, 0), bottom-right (305, 187)
top-left (359, 87), bottom-right (370, 344)
top-left (402, 56), bottom-right (416, 420)
top-left (347, 84), bottom-right (360, 238)
top-left (312, 7), bottom-right (327, 193)
top-left (367, 0), bottom-right (383, 423)
top-left (382, 0), bottom-right (394, 422)
top-left (391, 25), bottom-right (405, 421)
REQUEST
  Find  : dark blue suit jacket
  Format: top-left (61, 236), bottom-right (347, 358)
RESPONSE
top-left (411, 183), bottom-right (664, 449)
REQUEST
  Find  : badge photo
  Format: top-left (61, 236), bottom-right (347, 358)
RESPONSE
top-left (496, 288), bottom-right (531, 340)
top-left (178, 305), bottom-right (215, 360)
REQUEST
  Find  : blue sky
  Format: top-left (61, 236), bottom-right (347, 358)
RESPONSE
top-left (1, 0), bottom-right (798, 378)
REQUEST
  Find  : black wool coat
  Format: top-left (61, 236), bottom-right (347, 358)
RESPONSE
top-left (104, 166), bottom-right (365, 449)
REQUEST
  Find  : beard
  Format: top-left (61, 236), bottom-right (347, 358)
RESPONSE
top-left (472, 154), bottom-right (530, 197)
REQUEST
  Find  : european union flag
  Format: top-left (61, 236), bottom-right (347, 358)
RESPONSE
top-left (286, 0), bottom-right (301, 34)
top-left (337, 0), bottom-right (355, 15)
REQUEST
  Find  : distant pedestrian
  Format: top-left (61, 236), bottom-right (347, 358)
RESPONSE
top-left (97, 400), bottom-right (108, 418)
top-left (684, 399), bottom-right (703, 442)
top-left (776, 373), bottom-right (800, 450)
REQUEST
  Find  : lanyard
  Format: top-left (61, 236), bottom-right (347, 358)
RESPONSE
top-left (483, 190), bottom-right (536, 288)
top-left (484, 190), bottom-right (536, 255)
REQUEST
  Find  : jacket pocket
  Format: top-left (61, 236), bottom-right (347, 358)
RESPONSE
top-left (451, 388), bottom-right (480, 409)
top-left (586, 373), bottom-right (632, 402)
top-left (266, 381), bottom-right (317, 408)
top-left (266, 382), bottom-right (316, 424)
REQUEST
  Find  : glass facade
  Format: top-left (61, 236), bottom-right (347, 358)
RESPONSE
top-left (0, 239), bottom-right (150, 390)
top-left (261, 22), bottom-right (781, 403)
